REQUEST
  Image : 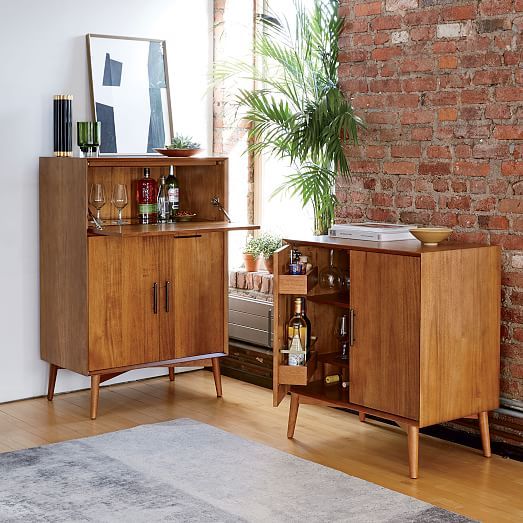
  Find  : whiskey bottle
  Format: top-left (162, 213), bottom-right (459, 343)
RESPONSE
top-left (287, 297), bottom-right (312, 366)
top-left (157, 176), bottom-right (168, 224)
top-left (136, 168), bottom-right (158, 224)
top-left (165, 165), bottom-right (179, 222)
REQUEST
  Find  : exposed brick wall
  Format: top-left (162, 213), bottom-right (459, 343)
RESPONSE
top-left (337, 0), bottom-right (522, 403)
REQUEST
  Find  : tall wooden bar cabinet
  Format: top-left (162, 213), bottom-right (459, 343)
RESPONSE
top-left (40, 156), bottom-right (257, 419)
top-left (272, 236), bottom-right (501, 478)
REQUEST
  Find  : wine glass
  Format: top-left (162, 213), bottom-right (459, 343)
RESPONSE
top-left (89, 183), bottom-right (106, 223)
top-left (111, 184), bottom-right (128, 225)
top-left (319, 249), bottom-right (342, 289)
top-left (340, 269), bottom-right (350, 292)
top-left (334, 314), bottom-right (350, 360)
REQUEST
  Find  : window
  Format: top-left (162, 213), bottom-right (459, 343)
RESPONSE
top-left (256, 0), bottom-right (315, 238)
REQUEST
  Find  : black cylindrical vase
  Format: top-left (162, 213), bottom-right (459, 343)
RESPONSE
top-left (53, 95), bottom-right (73, 157)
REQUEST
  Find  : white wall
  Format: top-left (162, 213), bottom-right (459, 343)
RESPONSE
top-left (0, 0), bottom-right (213, 403)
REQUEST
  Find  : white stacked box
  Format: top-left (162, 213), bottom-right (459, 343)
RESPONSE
top-left (328, 222), bottom-right (416, 242)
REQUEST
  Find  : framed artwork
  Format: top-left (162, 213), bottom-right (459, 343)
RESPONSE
top-left (86, 34), bottom-right (173, 155)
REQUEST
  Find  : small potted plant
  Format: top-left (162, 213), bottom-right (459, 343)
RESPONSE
top-left (243, 235), bottom-right (261, 272)
top-left (257, 232), bottom-right (282, 274)
top-left (158, 133), bottom-right (202, 157)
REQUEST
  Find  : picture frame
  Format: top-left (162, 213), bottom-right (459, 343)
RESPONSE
top-left (86, 34), bottom-right (173, 155)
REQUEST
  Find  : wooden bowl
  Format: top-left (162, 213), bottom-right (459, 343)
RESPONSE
top-left (409, 227), bottom-right (452, 246)
top-left (155, 148), bottom-right (202, 157)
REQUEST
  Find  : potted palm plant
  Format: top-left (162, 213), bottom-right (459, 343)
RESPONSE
top-left (214, 0), bottom-right (364, 234)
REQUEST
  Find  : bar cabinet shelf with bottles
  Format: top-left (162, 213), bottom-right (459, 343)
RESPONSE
top-left (272, 237), bottom-right (500, 479)
top-left (39, 156), bottom-right (257, 419)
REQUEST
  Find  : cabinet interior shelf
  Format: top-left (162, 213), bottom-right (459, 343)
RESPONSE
top-left (290, 381), bottom-right (418, 426)
top-left (307, 291), bottom-right (350, 308)
top-left (291, 380), bottom-right (350, 406)
top-left (317, 351), bottom-right (351, 369)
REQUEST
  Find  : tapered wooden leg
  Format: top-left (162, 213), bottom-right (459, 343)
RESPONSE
top-left (359, 412), bottom-right (366, 422)
top-left (408, 425), bottom-right (419, 479)
top-left (287, 393), bottom-right (300, 438)
top-left (211, 358), bottom-right (222, 397)
top-left (90, 375), bottom-right (100, 420)
top-left (168, 367), bottom-right (175, 382)
top-left (478, 411), bottom-right (491, 458)
top-left (47, 364), bottom-right (59, 401)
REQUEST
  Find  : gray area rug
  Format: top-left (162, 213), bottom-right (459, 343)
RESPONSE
top-left (0, 418), bottom-right (473, 522)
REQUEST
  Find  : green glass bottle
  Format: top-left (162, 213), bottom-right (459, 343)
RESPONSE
top-left (165, 165), bottom-right (179, 222)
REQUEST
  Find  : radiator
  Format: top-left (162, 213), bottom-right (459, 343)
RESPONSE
top-left (228, 295), bottom-right (273, 349)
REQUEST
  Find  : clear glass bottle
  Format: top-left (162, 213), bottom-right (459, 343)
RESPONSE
top-left (136, 168), bottom-right (158, 224)
top-left (165, 165), bottom-right (179, 222)
top-left (157, 176), bottom-right (168, 224)
top-left (287, 297), bottom-right (312, 366)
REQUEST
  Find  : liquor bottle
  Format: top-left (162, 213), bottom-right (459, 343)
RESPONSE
top-left (289, 248), bottom-right (302, 275)
top-left (165, 165), bottom-right (179, 222)
top-left (157, 176), bottom-right (168, 224)
top-left (136, 168), bottom-right (158, 224)
top-left (287, 297), bottom-right (312, 366)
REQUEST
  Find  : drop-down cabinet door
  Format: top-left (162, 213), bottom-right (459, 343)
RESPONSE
top-left (349, 250), bottom-right (421, 420)
top-left (159, 232), bottom-right (226, 361)
top-left (88, 236), bottom-right (160, 370)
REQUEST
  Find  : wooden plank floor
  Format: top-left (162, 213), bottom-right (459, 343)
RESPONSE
top-left (0, 370), bottom-right (522, 522)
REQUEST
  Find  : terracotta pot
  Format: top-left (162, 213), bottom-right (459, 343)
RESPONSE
top-left (243, 253), bottom-right (259, 272)
top-left (263, 255), bottom-right (274, 274)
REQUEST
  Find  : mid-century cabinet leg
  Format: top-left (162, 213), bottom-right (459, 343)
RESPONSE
top-left (359, 412), bottom-right (366, 422)
top-left (478, 411), bottom-right (492, 458)
top-left (287, 393), bottom-right (300, 439)
top-left (90, 375), bottom-right (101, 420)
top-left (47, 364), bottom-right (59, 401)
top-left (211, 358), bottom-right (222, 397)
top-left (168, 367), bottom-right (175, 382)
top-left (407, 425), bottom-right (419, 479)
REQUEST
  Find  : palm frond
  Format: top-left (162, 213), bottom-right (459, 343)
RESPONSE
top-left (212, 0), bottom-right (365, 234)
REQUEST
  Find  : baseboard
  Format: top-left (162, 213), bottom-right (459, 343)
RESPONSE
top-left (421, 423), bottom-right (523, 462)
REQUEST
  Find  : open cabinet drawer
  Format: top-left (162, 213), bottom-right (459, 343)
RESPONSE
top-left (272, 242), bottom-right (351, 406)
top-left (272, 243), bottom-right (324, 403)
top-left (278, 351), bottom-right (318, 386)
top-left (278, 267), bottom-right (318, 294)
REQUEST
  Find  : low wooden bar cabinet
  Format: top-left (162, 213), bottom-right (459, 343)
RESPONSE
top-left (272, 236), bottom-right (500, 478)
top-left (40, 156), bottom-right (257, 419)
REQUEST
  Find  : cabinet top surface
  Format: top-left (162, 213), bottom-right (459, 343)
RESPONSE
top-left (40, 155), bottom-right (227, 167)
top-left (283, 235), bottom-right (499, 256)
top-left (89, 221), bottom-right (258, 237)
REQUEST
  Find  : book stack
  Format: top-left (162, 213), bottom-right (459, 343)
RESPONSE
top-left (328, 222), bottom-right (416, 242)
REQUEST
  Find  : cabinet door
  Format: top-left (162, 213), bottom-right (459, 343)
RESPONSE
top-left (272, 244), bottom-right (292, 406)
top-left (159, 232), bottom-right (225, 360)
top-left (88, 237), bottom-right (160, 370)
top-left (349, 251), bottom-right (420, 420)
